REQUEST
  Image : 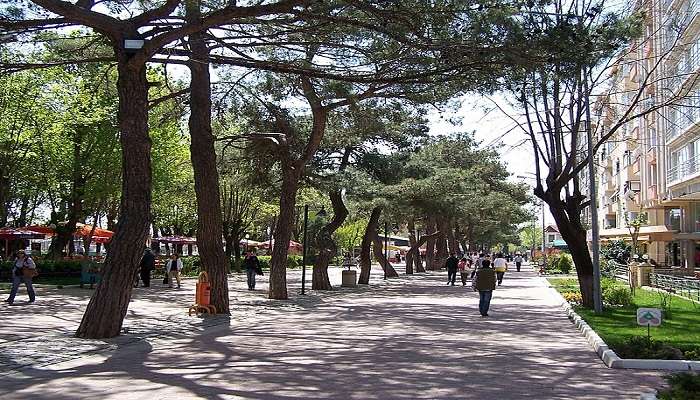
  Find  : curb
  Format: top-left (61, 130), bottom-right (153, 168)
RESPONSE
top-left (544, 280), bottom-right (699, 371)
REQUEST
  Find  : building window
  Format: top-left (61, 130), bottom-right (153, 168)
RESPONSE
top-left (666, 208), bottom-right (682, 231)
top-left (694, 203), bottom-right (700, 232)
top-left (548, 234), bottom-right (555, 242)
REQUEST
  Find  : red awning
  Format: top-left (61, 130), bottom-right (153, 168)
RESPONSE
top-left (152, 235), bottom-right (198, 245)
top-left (24, 224), bottom-right (114, 242)
top-left (0, 227), bottom-right (46, 240)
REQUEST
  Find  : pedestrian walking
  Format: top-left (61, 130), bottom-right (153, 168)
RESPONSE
top-left (4, 249), bottom-right (37, 305)
top-left (137, 248), bottom-right (155, 287)
top-left (472, 259), bottom-right (497, 317)
top-left (458, 256), bottom-right (471, 286)
top-left (166, 253), bottom-right (183, 288)
top-left (493, 253), bottom-right (507, 285)
top-left (514, 254), bottom-right (523, 272)
top-left (244, 250), bottom-right (261, 290)
top-left (445, 253), bottom-right (459, 285)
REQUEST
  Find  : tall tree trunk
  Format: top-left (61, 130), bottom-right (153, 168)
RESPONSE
top-left (358, 206), bottom-right (381, 284)
top-left (312, 190), bottom-right (348, 290)
top-left (547, 200), bottom-right (594, 307)
top-left (269, 170), bottom-right (299, 299)
top-left (425, 216), bottom-right (436, 270)
top-left (75, 57), bottom-right (151, 339)
top-left (407, 229), bottom-right (440, 275)
top-left (187, 4), bottom-right (229, 313)
top-left (446, 217), bottom-right (458, 255)
top-left (435, 216), bottom-right (449, 269)
top-left (372, 233), bottom-right (399, 278)
top-left (406, 220), bottom-right (417, 275)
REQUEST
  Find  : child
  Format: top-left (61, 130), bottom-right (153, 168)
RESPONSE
top-left (458, 257), bottom-right (471, 286)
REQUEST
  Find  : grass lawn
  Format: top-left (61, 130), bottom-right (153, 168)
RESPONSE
top-left (548, 277), bottom-right (700, 355)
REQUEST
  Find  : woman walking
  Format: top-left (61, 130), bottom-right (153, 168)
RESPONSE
top-left (166, 253), bottom-right (183, 288)
top-left (4, 249), bottom-right (36, 305)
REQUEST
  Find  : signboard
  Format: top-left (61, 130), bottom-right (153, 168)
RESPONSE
top-left (637, 308), bottom-right (662, 327)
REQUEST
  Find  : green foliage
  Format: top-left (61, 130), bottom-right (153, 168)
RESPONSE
top-left (658, 373), bottom-right (700, 400)
top-left (601, 239), bottom-right (631, 263)
top-left (556, 253), bottom-right (573, 274)
top-left (602, 286), bottom-right (632, 307)
top-left (616, 336), bottom-right (684, 360)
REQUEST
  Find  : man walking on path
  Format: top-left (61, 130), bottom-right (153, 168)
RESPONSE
top-left (4, 249), bottom-right (36, 305)
top-left (244, 251), bottom-right (261, 290)
top-left (137, 248), bottom-right (155, 288)
top-left (445, 253), bottom-right (459, 285)
top-left (514, 254), bottom-right (523, 272)
top-left (472, 259), bottom-right (496, 316)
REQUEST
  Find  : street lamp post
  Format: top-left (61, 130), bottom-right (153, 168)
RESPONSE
top-left (384, 221), bottom-right (389, 280)
top-left (301, 205), bottom-right (309, 295)
top-left (584, 73), bottom-right (603, 314)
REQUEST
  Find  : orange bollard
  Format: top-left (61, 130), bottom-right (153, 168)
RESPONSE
top-left (188, 271), bottom-right (217, 316)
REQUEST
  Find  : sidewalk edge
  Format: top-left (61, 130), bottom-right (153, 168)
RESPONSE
top-left (543, 278), bottom-right (697, 372)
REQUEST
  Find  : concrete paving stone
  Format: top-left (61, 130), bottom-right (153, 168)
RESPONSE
top-left (0, 264), bottom-right (664, 399)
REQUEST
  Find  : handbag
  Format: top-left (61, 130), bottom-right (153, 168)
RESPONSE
top-left (22, 267), bottom-right (38, 278)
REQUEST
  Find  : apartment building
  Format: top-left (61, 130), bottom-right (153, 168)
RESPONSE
top-left (592, 0), bottom-right (700, 268)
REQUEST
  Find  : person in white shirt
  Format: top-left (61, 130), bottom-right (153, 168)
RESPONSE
top-left (493, 253), bottom-right (508, 285)
top-left (166, 253), bottom-right (183, 289)
top-left (514, 254), bottom-right (523, 272)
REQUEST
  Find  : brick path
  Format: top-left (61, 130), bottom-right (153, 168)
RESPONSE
top-left (0, 264), bottom-right (662, 399)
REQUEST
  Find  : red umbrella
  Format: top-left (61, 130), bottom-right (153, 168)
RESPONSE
top-left (0, 228), bottom-right (45, 258)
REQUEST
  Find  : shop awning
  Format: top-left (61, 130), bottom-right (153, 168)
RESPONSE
top-left (152, 235), bottom-right (198, 245)
top-left (599, 225), bottom-right (676, 242)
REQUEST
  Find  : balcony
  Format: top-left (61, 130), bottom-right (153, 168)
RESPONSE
top-left (667, 154), bottom-right (700, 185)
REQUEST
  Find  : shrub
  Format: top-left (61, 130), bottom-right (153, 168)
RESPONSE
top-left (601, 239), bottom-right (631, 263)
top-left (616, 336), bottom-right (684, 360)
top-left (602, 286), bottom-right (633, 307)
top-left (683, 349), bottom-right (700, 361)
top-left (657, 373), bottom-right (700, 400)
top-left (562, 291), bottom-right (582, 305)
top-left (556, 254), bottom-right (573, 274)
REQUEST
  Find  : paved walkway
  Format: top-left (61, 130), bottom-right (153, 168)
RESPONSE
top-left (0, 264), bottom-right (662, 399)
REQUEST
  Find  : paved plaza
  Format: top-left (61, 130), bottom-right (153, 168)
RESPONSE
top-left (1, 264), bottom-right (662, 399)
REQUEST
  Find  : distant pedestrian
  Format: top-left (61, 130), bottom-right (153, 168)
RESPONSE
top-left (472, 259), bottom-right (497, 317)
top-left (137, 248), bottom-right (155, 287)
top-left (166, 253), bottom-right (183, 289)
top-left (493, 253), bottom-right (507, 285)
top-left (244, 250), bottom-right (261, 290)
top-left (445, 253), bottom-right (459, 285)
top-left (458, 257), bottom-right (471, 286)
top-left (4, 249), bottom-right (36, 305)
top-left (514, 254), bottom-right (523, 272)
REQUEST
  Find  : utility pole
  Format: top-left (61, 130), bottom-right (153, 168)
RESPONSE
top-left (585, 70), bottom-right (603, 314)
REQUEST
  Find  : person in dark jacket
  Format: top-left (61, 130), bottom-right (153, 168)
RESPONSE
top-left (137, 248), bottom-right (155, 288)
top-left (472, 259), bottom-right (497, 317)
top-left (445, 253), bottom-right (459, 286)
top-left (243, 250), bottom-right (261, 290)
